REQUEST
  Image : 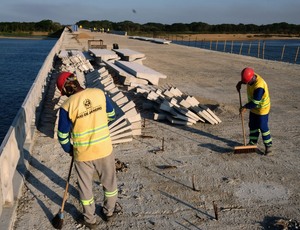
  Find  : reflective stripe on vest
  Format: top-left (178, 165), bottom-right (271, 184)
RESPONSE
top-left (72, 124), bottom-right (110, 147)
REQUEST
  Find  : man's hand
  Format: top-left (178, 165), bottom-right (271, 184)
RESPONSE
top-left (239, 106), bottom-right (247, 114)
top-left (68, 145), bottom-right (74, 157)
top-left (236, 81), bottom-right (243, 92)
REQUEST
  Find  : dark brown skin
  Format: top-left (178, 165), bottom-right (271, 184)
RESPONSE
top-left (63, 79), bottom-right (84, 97)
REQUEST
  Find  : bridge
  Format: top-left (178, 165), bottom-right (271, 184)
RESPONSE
top-left (1, 28), bottom-right (300, 229)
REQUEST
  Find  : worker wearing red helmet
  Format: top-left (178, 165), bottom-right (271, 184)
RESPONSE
top-left (56, 72), bottom-right (119, 228)
top-left (236, 67), bottom-right (273, 155)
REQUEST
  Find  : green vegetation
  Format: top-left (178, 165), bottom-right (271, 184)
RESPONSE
top-left (0, 20), bottom-right (63, 37)
top-left (77, 20), bottom-right (300, 36)
top-left (0, 19), bottom-right (299, 38)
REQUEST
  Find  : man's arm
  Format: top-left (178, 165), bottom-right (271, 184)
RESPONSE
top-left (243, 88), bottom-right (265, 109)
top-left (57, 108), bottom-right (73, 154)
top-left (105, 94), bottom-right (116, 122)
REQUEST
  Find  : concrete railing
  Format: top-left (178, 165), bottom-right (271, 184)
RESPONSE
top-left (0, 28), bottom-right (67, 217)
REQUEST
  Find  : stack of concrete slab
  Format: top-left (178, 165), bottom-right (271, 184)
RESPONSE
top-left (112, 48), bottom-right (146, 64)
top-left (112, 60), bottom-right (167, 86)
top-left (108, 100), bottom-right (142, 144)
top-left (59, 53), bottom-right (94, 73)
top-left (89, 49), bottom-right (120, 62)
top-left (84, 68), bottom-right (142, 144)
top-left (103, 60), bottom-right (149, 86)
top-left (84, 67), bottom-right (117, 93)
top-left (54, 52), bottom-right (142, 144)
top-left (58, 50), bottom-right (93, 60)
top-left (70, 50), bottom-right (93, 60)
top-left (89, 49), bottom-right (167, 88)
top-left (136, 85), bottom-right (221, 125)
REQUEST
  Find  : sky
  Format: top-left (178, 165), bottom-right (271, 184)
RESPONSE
top-left (0, 0), bottom-right (299, 25)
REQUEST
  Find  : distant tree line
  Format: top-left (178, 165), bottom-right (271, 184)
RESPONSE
top-left (0, 19), bottom-right (299, 36)
top-left (0, 20), bottom-right (63, 34)
top-left (77, 20), bottom-right (300, 35)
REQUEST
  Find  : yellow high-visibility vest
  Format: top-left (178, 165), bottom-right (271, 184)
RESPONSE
top-left (247, 74), bottom-right (271, 115)
top-left (62, 88), bottom-right (113, 161)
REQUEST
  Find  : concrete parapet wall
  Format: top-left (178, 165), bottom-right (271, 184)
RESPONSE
top-left (0, 28), bottom-right (67, 218)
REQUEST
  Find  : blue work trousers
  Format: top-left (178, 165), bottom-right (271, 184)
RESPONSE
top-left (248, 112), bottom-right (272, 147)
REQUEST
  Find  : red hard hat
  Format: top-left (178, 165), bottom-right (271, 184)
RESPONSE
top-left (241, 67), bottom-right (255, 83)
top-left (56, 72), bottom-right (73, 94)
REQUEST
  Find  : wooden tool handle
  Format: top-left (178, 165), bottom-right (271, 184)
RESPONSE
top-left (238, 91), bottom-right (247, 146)
top-left (60, 157), bottom-right (74, 212)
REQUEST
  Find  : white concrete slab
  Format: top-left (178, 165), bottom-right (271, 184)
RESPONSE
top-left (115, 61), bottom-right (167, 85)
top-left (89, 49), bottom-right (119, 61)
top-left (112, 48), bottom-right (146, 62)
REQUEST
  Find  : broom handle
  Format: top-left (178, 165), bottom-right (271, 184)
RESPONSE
top-left (60, 157), bottom-right (74, 212)
top-left (238, 90), bottom-right (247, 146)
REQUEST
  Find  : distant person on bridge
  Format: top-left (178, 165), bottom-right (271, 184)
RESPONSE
top-left (236, 67), bottom-right (273, 155)
top-left (56, 72), bottom-right (119, 228)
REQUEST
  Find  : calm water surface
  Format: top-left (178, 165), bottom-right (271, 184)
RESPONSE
top-left (173, 39), bottom-right (300, 64)
top-left (0, 38), bottom-right (57, 144)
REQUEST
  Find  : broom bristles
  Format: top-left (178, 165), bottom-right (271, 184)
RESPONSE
top-left (234, 145), bottom-right (258, 154)
top-left (52, 211), bottom-right (64, 229)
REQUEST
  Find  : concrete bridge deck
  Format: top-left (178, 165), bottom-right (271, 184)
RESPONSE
top-left (6, 30), bottom-right (300, 229)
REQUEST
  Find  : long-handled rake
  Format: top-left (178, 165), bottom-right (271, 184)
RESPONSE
top-left (52, 157), bottom-right (74, 229)
top-left (234, 91), bottom-right (258, 153)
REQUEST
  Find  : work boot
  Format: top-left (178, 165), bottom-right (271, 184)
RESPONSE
top-left (77, 215), bottom-right (100, 229)
top-left (99, 202), bottom-right (122, 222)
top-left (264, 146), bottom-right (273, 156)
top-left (247, 141), bottom-right (257, 146)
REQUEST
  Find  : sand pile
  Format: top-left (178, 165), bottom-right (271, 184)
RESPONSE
top-left (77, 32), bottom-right (92, 39)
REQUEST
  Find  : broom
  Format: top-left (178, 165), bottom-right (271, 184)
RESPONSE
top-left (52, 157), bottom-right (74, 229)
top-left (234, 90), bottom-right (258, 153)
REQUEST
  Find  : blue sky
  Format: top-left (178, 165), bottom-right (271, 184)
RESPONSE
top-left (1, 0), bottom-right (299, 25)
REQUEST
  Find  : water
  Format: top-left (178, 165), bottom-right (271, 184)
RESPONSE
top-left (173, 39), bottom-right (300, 64)
top-left (0, 38), bottom-right (57, 144)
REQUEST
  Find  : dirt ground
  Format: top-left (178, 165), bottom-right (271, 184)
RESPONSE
top-left (12, 30), bottom-right (300, 230)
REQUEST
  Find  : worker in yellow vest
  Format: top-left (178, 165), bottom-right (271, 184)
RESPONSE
top-left (56, 72), bottom-right (119, 228)
top-left (236, 67), bottom-right (273, 155)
